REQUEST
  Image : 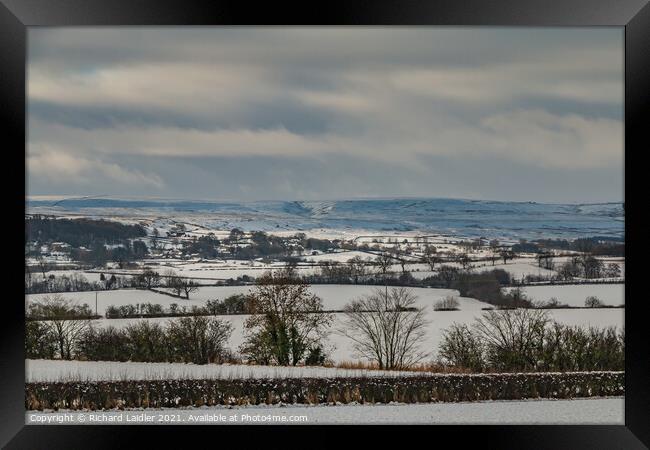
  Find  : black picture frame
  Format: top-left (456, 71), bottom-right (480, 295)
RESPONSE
top-left (2, 0), bottom-right (648, 447)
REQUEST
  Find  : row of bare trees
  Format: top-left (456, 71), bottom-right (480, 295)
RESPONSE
top-left (26, 274), bottom-right (624, 372)
top-left (134, 268), bottom-right (199, 298)
top-left (438, 309), bottom-right (624, 372)
top-left (27, 307), bottom-right (233, 364)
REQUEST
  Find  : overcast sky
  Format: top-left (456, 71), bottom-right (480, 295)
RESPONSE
top-left (27, 27), bottom-right (623, 203)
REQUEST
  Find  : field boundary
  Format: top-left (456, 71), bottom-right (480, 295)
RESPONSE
top-left (26, 371), bottom-right (624, 411)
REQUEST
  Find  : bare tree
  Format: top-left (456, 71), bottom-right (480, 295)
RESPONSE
top-left (585, 296), bottom-right (604, 308)
top-left (438, 323), bottom-right (484, 371)
top-left (499, 249), bottom-right (515, 265)
top-left (180, 278), bottom-right (200, 299)
top-left (347, 256), bottom-right (367, 283)
top-left (229, 228), bottom-right (245, 243)
top-left (162, 270), bottom-right (184, 297)
top-left (392, 249), bottom-right (408, 274)
top-left (167, 316), bottom-right (232, 364)
top-left (486, 240), bottom-right (500, 267)
top-left (340, 287), bottom-right (429, 369)
top-left (151, 227), bottom-right (160, 250)
top-left (458, 253), bottom-right (472, 270)
top-left (37, 256), bottom-right (49, 279)
top-left (29, 294), bottom-right (90, 360)
top-left (472, 308), bottom-right (549, 370)
top-left (558, 257), bottom-right (581, 280)
top-left (421, 245), bottom-right (440, 271)
top-left (375, 253), bottom-right (393, 277)
top-left (283, 258), bottom-right (299, 278)
top-left (536, 252), bottom-right (555, 270)
top-left (437, 265), bottom-right (459, 288)
top-left (240, 271), bottom-right (332, 366)
top-left (506, 287), bottom-right (530, 307)
top-left (135, 268), bottom-right (161, 289)
top-left (580, 255), bottom-right (604, 279)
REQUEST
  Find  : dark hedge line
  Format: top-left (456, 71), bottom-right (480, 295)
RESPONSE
top-left (26, 371), bottom-right (623, 411)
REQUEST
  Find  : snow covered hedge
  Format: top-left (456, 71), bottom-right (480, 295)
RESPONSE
top-left (26, 371), bottom-right (624, 410)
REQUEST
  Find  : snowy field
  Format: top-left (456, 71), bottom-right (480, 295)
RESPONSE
top-left (26, 285), bottom-right (481, 312)
top-left (26, 359), bottom-right (434, 382)
top-left (471, 259), bottom-right (557, 279)
top-left (505, 283), bottom-right (624, 307)
top-left (82, 307), bottom-right (624, 364)
top-left (41, 271), bottom-right (105, 283)
top-left (26, 397), bottom-right (624, 424)
top-left (25, 308), bottom-right (623, 368)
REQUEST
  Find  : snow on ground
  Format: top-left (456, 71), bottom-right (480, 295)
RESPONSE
top-left (26, 285), bottom-right (477, 312)
top-left (190, 285), bottom-right (476, 310)
top-left (87, 306), bottom-right (623, 364)
top-left (470, 258), bottom-right (557, 280)
top-left (25, 397), bottom-right (624, 424)
top-left (29, 306), bottom-right (622, 366)
top-left (94, 259), bottom-right (321, 281)
top-left (40, 271), bottom-right (105, 283)
top-left (26, 284), bottom-right (624, 365)
top-left (300, 250), bottom-right (375, 263)
top-left (27, 289), bottom-right (196, 311)
top-left (160, 263), bottom-right (321, 280)
top-left (504, 284), bottom-right (624, 307)
top-left (25, 359), bottom-right (434, 382)
top-left (31, 252), bottom-right (624, 287)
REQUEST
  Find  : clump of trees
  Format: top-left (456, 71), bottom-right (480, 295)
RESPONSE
top-left (167, 316), bottom-right (233, 364)
top-left (536, 237), bottom-right (624, 257)
top-left (536, 252), bottom-right (555, 270)
top-left (25, 272), bottom-right (129, 295)
top-left (25, 295), bottom-right (94, 359)
top-left (70, 241), bottom-right (149, 267)
top-left (105, 303), bottom-right (164, 318)
top-left (421, 245), bottom-right (440, 271)
top-left (104, 295), bottom-right (253, 318)
top-left (506, 236), bottom-right (624, 257)
top-left (450, 270), bottom-right (527, 308)
top-left (532, 297), bottom-right (570, 309)
top-left (339, 287), bottom-right (429, 370)
top-left (240, 271), bottom-right (333, 366)
top-left (222, 229), bottom-right (339, 259)
top-left (438, 309), bottom-right (624, 372)
top-left (29, 316), bottom-right (233, 365)
top-left (161, 270), bottom-right (199, 299)
top-left (205, 294), bottom-right (252, 315)
top-left (585, 296), bottom-right (604, 308)
top-left (27, 294), bottom-right (96, 320)
top-left (234, 231), bottom-right (288, 259)
top-left (182, 234), bottom-right (221, 259)
top-left (511, 239), bottom-right (541, 254)
top-left (26, 321), bottom-right (57, 359)
top-left (434, 295), bottom-right (460, 311)
top-left (26, 216), bottom-right (146, 249)
top-left (26, 216), bottom-right (150, 268)
top-left (133, 269), bottom-right (161, 289)
top-left (558, 255), bottom-right (608, 280)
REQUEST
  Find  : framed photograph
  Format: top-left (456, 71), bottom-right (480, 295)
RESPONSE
top-left (2, 0), bottom-right (648, 447)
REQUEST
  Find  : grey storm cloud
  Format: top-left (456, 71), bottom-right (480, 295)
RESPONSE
top-left (27, 27), bottom-right (624, 202)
